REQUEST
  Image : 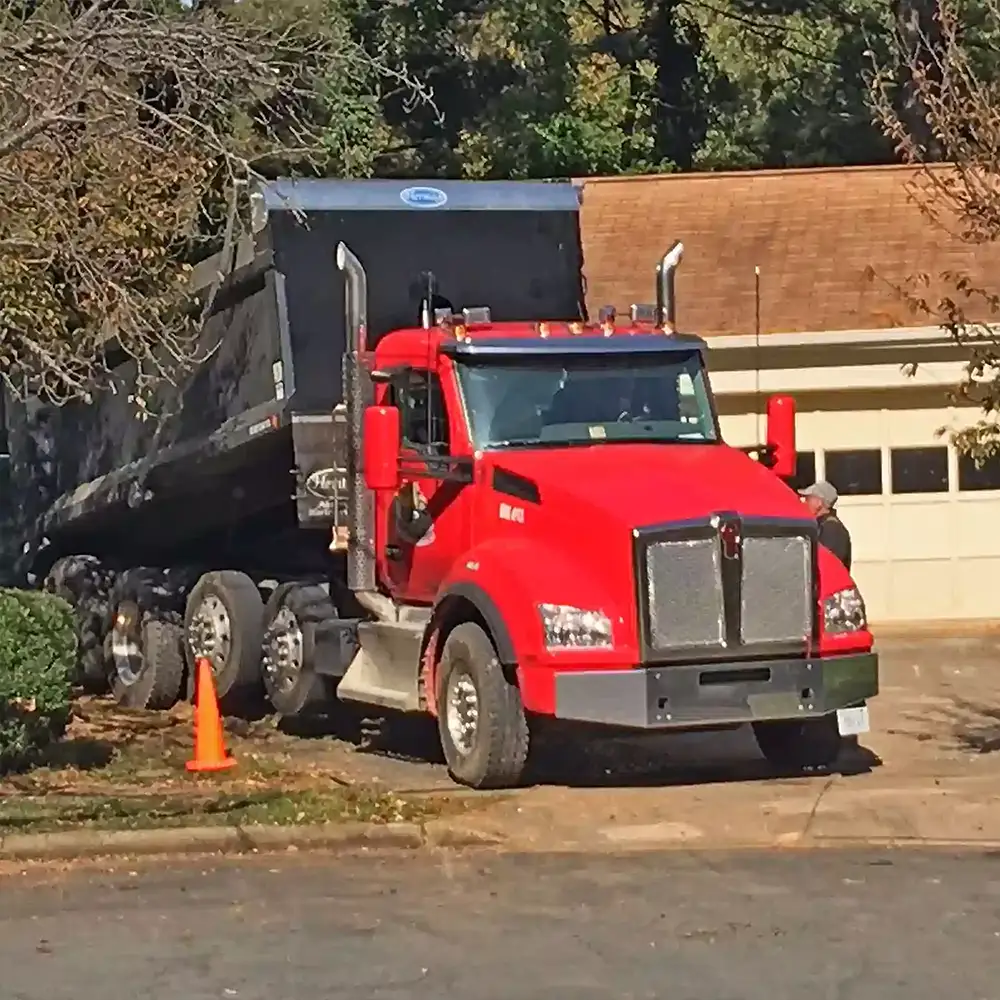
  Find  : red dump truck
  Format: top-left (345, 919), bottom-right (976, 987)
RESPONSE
top-left (7, 179), bottom-right (877, 789)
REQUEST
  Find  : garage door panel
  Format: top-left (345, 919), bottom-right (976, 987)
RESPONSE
top-left (950, 557), bottom-right (1000, 617)
top-left (885, 559), bottom-right (957, 619)
top-left (885, 502), bottom-right (955, 561)
top-left (798, 409), bottom-right (886, 449)
top-left (718, 413), bottom-right (757, 448)
top-left (836, 503), bottom-right (889, 561)
top-left (954, 498), bottom-right (1000, 559)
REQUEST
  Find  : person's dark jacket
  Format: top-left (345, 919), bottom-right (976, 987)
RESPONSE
top-left (818, 511), bottom-right (852, 571)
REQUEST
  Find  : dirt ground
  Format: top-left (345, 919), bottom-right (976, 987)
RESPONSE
top-left (2, 634), bottom-right (1000, 844)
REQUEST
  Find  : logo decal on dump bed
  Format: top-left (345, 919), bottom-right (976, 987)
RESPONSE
top-left (400, 186), bottom-right (448, 209)
top-left (305, 468), bottom-right (346, 501)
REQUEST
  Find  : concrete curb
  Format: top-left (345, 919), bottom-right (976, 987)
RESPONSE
top-left (5, 820), bottom-right (1000, 862)
top-left (0, 819), bottom-right (504, 863)
top-left (478, 834), bottom-right (1000, 856)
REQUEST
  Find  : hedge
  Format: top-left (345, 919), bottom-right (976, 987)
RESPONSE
top-left (0, 589), bottom-right (76, 771)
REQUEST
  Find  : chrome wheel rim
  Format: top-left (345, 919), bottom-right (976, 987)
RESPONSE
top-left (262, 606), bottom-right (304, 695)
top-left (110, 601), bottom-right (142, 686)
top-left (187, 594), bottom-right (232, 674)
top-left (446, 670), bottom-right (480, 757)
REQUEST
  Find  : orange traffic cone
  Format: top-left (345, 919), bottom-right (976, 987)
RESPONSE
top-left (186, 657), bottom-right (236, 773)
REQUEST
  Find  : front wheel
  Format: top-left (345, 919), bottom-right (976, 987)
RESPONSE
top-left (436, 622), bottom-right (529, 790)
top-left (752, 714), bottom-right (844, 772)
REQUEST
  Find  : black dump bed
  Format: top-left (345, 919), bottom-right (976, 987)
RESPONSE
top-left (6, 179), bottom-right (584, 577)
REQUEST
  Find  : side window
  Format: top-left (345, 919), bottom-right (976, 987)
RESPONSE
top-left (825, 448), bottom-right (883, 496)
top-left (890, 446), bottom-right (949, 494)
top-left (958, 452), bottom-right (1000, 491)
top-left (394, 371), bottom-right (450, 454)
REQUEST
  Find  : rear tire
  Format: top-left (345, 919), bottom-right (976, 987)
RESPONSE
top-left (109, 614), bottom-right (186, 710)
top-left (260, 584), bottom-right (335, 717)
top-left (184, 571), bottom-right (264, 699)
top-left (43, 555), bottom-right (110, 694)
top-left (752, 714), bottom-right (844, 772)
top-left (436, 622), bottom-right (529, 790)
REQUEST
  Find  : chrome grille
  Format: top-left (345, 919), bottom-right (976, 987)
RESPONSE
top-left (740, 535), bottom-right (812, 645)
top-left (646, 538), bottom-right (725, 648)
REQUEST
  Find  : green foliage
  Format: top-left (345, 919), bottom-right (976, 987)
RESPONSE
top-left (358, 0), bottom-right (675, 178)
top-left (689, 0), bottom-right (893, 168)
top-left (0, 589), bottom-right (76, 772)
top-left (345, 0), bottom-right (898, 179)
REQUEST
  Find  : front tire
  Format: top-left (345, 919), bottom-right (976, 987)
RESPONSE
top-left (436, 622), bottom-right (529, 790)
top-left (752, 714), bottom-right (844, 772)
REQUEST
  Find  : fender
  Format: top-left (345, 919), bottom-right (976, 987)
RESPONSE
top-left (433, 580), bottom-right (517, 665)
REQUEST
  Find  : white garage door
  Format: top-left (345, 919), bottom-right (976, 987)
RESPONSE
top-left (720, 403), bottom-right (1000, 624)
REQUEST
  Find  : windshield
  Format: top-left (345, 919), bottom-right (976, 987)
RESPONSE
top-left (454, 351), bottom-right (718, 450)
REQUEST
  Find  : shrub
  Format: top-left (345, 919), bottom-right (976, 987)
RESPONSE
top-left (0, 589), bottom-right (76, 771)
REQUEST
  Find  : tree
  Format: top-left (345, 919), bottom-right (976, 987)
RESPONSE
top-left (688, 0), bottom-right (895, 168)
top-left (0, 0), bottom-right (429, 406)
top-left (360, 0), bottom-right (673, 179)
top-left (870, 0), bottom-right (1000, 460)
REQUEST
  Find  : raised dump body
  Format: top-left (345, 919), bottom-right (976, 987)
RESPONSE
top-left (6, 180), bottom-right (584, 579)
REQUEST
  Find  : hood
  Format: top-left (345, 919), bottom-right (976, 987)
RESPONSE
top-left (488, 443), bottom-right (808, 527)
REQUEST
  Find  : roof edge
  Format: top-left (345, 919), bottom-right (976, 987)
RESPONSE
top-left (705, 324), bottom-right (974, 350)
top-left (576, 162), bottom-right (956, 186)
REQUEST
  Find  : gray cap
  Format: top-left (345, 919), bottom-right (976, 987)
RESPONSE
top-left (799, 480), bottom-right (838, 507)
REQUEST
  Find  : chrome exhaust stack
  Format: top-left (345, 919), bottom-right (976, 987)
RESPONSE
top-left (655, 241), bottom-right (684, 330)
top-left (335, 241), bottom-right (381, 608)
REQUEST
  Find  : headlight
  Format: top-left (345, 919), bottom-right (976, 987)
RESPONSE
top-left (538, 604), bottom-right (613, 650)
top-left (823, 587), bottom-right (867, 635)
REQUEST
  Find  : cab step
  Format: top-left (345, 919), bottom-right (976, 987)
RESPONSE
top-left (335, 619), bottom-right (426, 712)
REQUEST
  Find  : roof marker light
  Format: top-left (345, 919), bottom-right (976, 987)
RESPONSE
top-left (462, 306), bottom-right (491, 324)
top-left (598, 305), bottom-right (615, 337)
top-left (630, 304), bottom-right (658, 325)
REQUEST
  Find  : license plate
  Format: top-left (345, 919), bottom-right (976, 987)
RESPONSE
top-left (837, 706), bottom-right (870, 737)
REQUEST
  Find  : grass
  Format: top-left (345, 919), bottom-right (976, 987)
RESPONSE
top-left (0, 696), bottom-right (464, 836)
top-left (0, 786), bottom-right (439, 836)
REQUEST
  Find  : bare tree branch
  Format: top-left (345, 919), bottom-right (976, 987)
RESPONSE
top-left (870, 0), bottom-right (1000, 461)
top-left (0, 0), bottom-right (434, 407)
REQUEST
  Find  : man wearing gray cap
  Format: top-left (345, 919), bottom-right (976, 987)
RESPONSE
top-left (799, 481), bottom-right (852, 571)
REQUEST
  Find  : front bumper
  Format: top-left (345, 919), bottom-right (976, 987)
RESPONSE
top-left (553, 652), bottom-right (878, 730)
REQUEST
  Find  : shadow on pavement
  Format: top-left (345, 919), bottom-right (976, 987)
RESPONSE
top-left (948, 699), bottom-right (1000, 754)
top-left (277, 706), bottom-right (882, 789)
top-left (523, 732), bottom-right (881, 788)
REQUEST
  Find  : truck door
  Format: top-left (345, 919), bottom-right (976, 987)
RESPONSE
top-left (377, 368), bottom-right (467, 605)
